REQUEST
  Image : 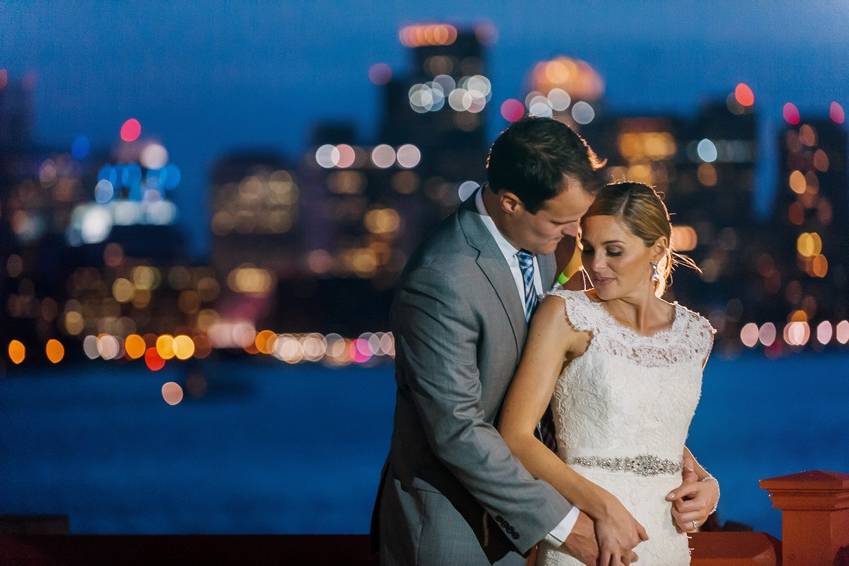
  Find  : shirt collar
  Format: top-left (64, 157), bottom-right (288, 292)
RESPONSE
top-left (475, 188), bottom-right (522, 261)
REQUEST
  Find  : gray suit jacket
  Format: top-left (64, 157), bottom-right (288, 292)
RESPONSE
top-left (372, 193), bottom-right (574, 565)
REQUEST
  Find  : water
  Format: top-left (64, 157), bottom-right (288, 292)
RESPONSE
top-left (1, 354), bottom-right (847, 536)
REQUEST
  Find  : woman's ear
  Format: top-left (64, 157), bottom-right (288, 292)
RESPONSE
top-left (651, 236), bottom-right (669, 262)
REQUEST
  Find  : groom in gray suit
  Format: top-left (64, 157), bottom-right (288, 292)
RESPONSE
top-left (372, 118), bottom-right (605, 565)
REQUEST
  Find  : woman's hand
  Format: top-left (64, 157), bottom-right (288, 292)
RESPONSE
top-left (593, 493), bottom-right (649, 566)
top-left (666, 466), bottom-right (720, 532)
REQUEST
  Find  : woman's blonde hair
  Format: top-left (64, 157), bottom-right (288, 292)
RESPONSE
top-left (581, 182), bottom-right (700, 296)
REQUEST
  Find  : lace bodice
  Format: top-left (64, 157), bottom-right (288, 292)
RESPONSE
top-left (546, 289), bottom-right (715, 463)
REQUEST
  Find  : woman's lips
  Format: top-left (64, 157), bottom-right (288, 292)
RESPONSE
top-left (593, 276), bottom-right (615, 286)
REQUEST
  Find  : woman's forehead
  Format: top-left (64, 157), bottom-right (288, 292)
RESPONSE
top-left (581, 215), bottom-right (643, 244)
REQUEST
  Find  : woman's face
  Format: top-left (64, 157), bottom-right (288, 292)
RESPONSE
top-left (580, 214), bottom-right (664, 300)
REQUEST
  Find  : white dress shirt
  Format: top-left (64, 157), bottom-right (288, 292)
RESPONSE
top-left (473, 189), bottom-right (580, 546)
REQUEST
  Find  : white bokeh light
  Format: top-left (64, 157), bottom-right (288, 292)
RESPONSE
top-left (396, 144), bottom-right (421, 168)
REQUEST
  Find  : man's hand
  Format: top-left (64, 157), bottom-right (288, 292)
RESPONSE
top-left (666, 465), bottom-right (719, 533)
top-left (593, 495), bottom-right (648, 566)
top-left (561, 512), bottom-right (598, 565)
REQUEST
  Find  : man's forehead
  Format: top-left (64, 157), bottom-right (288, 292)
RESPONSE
top-left (542, 182), bottom-right (594, 215)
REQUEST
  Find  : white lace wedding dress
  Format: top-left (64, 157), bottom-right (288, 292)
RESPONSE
top-left (538, 290), bottom-right (715, 566)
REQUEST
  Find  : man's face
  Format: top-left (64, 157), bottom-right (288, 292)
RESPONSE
top-left (506, 176), bottom-right (595, 255)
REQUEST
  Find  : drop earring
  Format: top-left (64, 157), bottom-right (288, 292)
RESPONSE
top-left (651, 261), bottom-right (661, 284)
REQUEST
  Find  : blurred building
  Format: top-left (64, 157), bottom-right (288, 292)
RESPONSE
top-left (666, 97), bottom-right (759, 346)
top-left (298, 23), bottom-right (494, 292)
top-left (0, 70), bottom-right (34, 149)
top-left (209, 151), bottom-right (299, 275)
top-left (770, 114), bottom-right (848, 330)
top-left (208, 150), bottom-right (299, 332)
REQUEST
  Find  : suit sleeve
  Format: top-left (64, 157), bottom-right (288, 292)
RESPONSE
top-left (392, 266), bottom-right (573, 553)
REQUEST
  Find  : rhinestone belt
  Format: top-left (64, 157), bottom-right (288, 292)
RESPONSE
top-left (568, 455), bottom-right (682, 476)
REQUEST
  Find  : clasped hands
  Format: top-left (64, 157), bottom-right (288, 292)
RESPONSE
top-left (560, 466), bottom-right (719, 565)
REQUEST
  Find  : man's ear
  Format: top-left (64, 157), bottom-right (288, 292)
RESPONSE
top-left (499, 191), bottom-right (523, 216)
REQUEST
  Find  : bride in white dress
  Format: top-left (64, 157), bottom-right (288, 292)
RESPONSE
top-left (499, 182), bottom-right (719, 565)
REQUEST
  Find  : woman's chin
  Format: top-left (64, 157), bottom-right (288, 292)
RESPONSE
top-left (593, 280), bottom-right (614, 298)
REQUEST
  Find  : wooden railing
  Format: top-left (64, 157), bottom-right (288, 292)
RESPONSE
top-left (2, 470), bottom-right (848, 565)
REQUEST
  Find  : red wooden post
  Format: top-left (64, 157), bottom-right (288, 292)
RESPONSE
top-left (760, 470), bottom-right (849, 565)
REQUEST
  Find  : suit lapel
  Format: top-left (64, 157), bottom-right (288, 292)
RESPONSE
top-left (538, 252), bottom-right (557, 290)
top-left (457, 196), bottom-right (526, 352)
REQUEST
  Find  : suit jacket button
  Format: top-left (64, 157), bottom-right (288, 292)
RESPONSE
top-left (511, 532), bottom-right (519, 540)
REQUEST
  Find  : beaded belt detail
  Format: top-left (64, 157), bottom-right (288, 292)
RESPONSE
top-left (568, 455), bottom-right (682, 476)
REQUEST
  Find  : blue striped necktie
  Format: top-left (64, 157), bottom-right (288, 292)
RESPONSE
top-left (516, 250), bottom-right (539, 320)
top-left (516, 250), bottom-right (558, 451)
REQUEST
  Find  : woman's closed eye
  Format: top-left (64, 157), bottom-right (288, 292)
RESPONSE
top-left (581, 245), bottom-right (622, 257)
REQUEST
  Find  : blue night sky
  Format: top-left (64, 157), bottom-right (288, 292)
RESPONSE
top-left (3, 1), bottom-right (849, 258)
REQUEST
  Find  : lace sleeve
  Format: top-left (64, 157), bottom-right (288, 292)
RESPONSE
top-left (678, 305), bottom-right (716, 365)
top-left (546, 289), bottom-right (595, 333)
top-left (697, 315), bottom-right (716, 366)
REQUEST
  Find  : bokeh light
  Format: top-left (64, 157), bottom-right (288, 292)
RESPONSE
top-left (371, 145), bottom-right (396, 169)
top-left (368, 63), bottom-right (392, 85)
top-left (140, 143), bottom-right (168, 169)
top-left (120, 118), bottom-right (142, 143)
top-left (97, 334), bottom-right (121, 360)
top-left (8, 340), bottom-right (26, 364)
top-left (788, 170), bottom-right (806, 194)
top-left (830, 101), bottom-right (845, 124)
top-left (782, 103), bottom-right (800, 125)
top-left (740, 323), bottom-right (759, 348)
top-left (670, 226), bottom-right (698, 252)
top-left (315, 144), bottom-right (340, 168)
top-left (836, 321), bottom-right (849, 344)
top-left (94, 179), bottom-right (114, 204)
top-left (571, 101), bottom-right (595, 125)
top-left (547, 88), bottom-right (571, 111)
top-left (335, 144), bottom-right (356, 168)
top-left (500, 98), bottom-right (524, 122)
top-left (784, 321), bottom-right (810, 346)
top-left (45, 339), bottom-right (65, 364)
top-left (144, 347), bottom-right (165, 371)
top-left (396, 144), bottom-right (421, 168)
top-left (758, 323), bottom-right (777, 347)
top-left (161, 382), bottom-right (184, 406)
top-left (156, 335), bottom-right (176, 360)
top-left (696, 139), bottom-right (718, 163)
top-left (458, 180), bottom-right (480, 201)
top-left (734, 83), bottom-right (755, 107)
top-left (255, 330), bottom-right (277, 355)
top-left (816, 321), bottom-right (833, 345)
top-left (173, 335), bottom-right (195, 360)
top-left (83, 335), bottom-right (99, 360)
top-left (125, 334), bottom-right (147, 359)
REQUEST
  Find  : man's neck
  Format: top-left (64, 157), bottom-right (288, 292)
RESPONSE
top-left (481, 187), bottom-right (522, 251)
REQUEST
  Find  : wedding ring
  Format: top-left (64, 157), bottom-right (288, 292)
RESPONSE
top-left (690, 520), bottom-right (698, 530)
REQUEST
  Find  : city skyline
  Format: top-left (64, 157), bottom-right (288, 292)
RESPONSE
top-left (3, 2), bottom-right (849, 257)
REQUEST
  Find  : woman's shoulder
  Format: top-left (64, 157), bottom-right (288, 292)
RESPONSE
top-left (543, 288), bottom-right (596, 332)
top-left (674, 301), bottom-right (717, 340)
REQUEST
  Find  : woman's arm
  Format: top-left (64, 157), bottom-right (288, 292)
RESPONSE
top-left (666, 447), bottom-right (720, 532)
top-left (498, 296), bottom-right (609, 516)
top-left (498, 295), bottom-right (648, 562)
